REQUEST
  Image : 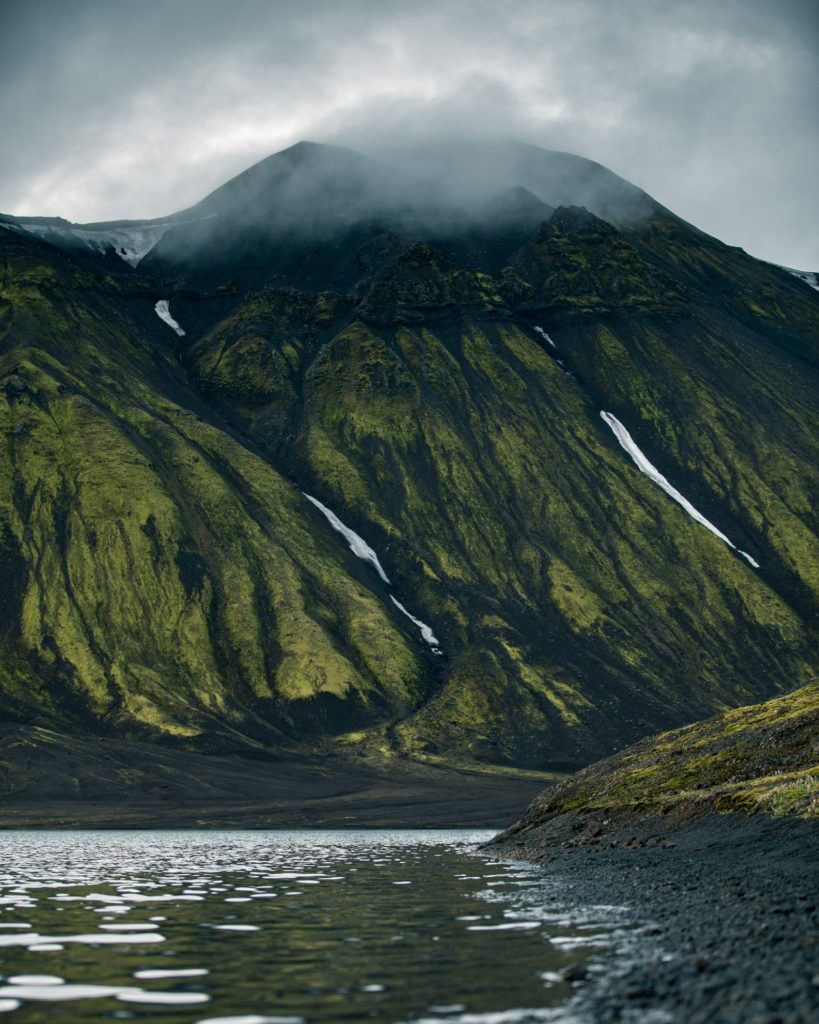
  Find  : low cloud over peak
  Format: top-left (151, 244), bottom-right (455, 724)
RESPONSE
top-left (1, 0), bottom-right (817, 267)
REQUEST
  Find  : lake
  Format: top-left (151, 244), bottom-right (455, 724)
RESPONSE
top-left (0, 830), bottom-right (630, 1022)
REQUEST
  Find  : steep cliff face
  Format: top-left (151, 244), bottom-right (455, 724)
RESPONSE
top-left (2, 140), bottom-right (818, 771)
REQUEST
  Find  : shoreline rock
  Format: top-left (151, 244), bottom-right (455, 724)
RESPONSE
top-left (490, 812), bottom-right (819, 1023)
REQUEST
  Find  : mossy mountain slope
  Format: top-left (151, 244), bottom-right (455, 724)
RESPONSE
top-left (1, 140), bottom-right (818, 771)
top-left (497, 680), bottom-right (819, 837)
top-left (0, 232), bottom-right (427, 750)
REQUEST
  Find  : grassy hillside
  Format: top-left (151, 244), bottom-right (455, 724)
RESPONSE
top-left (498, 681), bottom-right (819, 841)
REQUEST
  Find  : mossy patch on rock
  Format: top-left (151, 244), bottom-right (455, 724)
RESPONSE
top-left (500, 681), bottom-right (819, 839)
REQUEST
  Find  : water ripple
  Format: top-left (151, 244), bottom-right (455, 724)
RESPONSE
top-left (0, 830), bottom-right (626, 1022)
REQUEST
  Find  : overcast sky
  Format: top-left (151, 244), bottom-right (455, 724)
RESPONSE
top-left (1, 0), bottom-right (817, 267)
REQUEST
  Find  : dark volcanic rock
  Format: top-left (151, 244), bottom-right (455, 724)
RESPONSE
top-left (493, 814), bottom-right (819, 1024)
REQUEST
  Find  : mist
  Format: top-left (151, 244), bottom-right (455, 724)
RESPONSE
top-left (175, 138), bottom-right (655, 237)
top-left (1, 0), bottom-right (817, 267)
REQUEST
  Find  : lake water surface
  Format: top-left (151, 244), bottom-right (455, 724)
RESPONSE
top-left (0, 830), bottom-right (631, 1023)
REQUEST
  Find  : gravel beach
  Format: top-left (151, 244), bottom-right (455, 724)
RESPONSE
top-left (490, 812), bottom-right (819, 1023)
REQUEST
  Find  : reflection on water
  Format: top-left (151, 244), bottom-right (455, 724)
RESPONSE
top-left (0, 830), bottom-right (628, 1022)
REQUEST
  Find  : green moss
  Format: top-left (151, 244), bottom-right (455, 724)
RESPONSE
top-left (758, 773), bottom-right (819, 818)
top-left (0, 241), bottom-right (423, 746)
top-left (528, 682), bottom-right (819, 820)
top-left (547, 558), bottom-right (605, 632)
top-left (568, 314), bottom-right (819, 605)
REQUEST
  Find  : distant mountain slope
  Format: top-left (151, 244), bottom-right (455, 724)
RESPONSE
top-left (1, 140), bottom-right (818, 772)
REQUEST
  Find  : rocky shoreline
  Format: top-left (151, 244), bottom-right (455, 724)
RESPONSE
top-left (490, 812), bottom-right (819, 1023)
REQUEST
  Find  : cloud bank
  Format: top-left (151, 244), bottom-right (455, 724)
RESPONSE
top-left (1, 0), bottom-right (817, 266)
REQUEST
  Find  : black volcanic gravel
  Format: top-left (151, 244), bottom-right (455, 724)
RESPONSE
top-left (490, 813), bottom-right (819, 1023)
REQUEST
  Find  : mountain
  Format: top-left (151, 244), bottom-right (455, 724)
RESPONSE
top-left (1, 141), bottom-right (652, 279)
top-left (1, 139), bottom-right (818, 790)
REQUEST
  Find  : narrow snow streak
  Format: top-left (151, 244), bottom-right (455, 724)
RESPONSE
top-left (390, 596), bottom-right (442, 654)
top-left (600, 412), bottom-right (759, 568)
top-left (303, 494), bottom-right (390, 582)
top-left (154, 300), bottom-right (185, 337)
top-left (534, 325), bottom-right (557, 348)
top-left (303, 493), bottom-right (443, 652)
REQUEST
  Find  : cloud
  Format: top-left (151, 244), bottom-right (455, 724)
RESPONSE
top-left (1, 0), bottom-right (817, 266)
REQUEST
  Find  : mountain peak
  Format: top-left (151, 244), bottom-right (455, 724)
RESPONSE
top-left (484, 185), bottom-right (553, 224)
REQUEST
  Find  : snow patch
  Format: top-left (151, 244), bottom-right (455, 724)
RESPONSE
top-left (154, 300), bottom-right (185, 337)
top-left (303, 493), bottom-right (443, 652)
top-left (778, 265), bottom-right (819, 292)
top-left (303, 494), bottom-right (390, 583)
top-left (14, 221), bottom-right (174, 267)
top-left (9, 214), bottom-right (217, 267)
top-left (390, 596), bottom-right (442, 654)
top-left (600, 412), bottom-right (759, 568)
top-left (534, 326), bottom-right (557, 348)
